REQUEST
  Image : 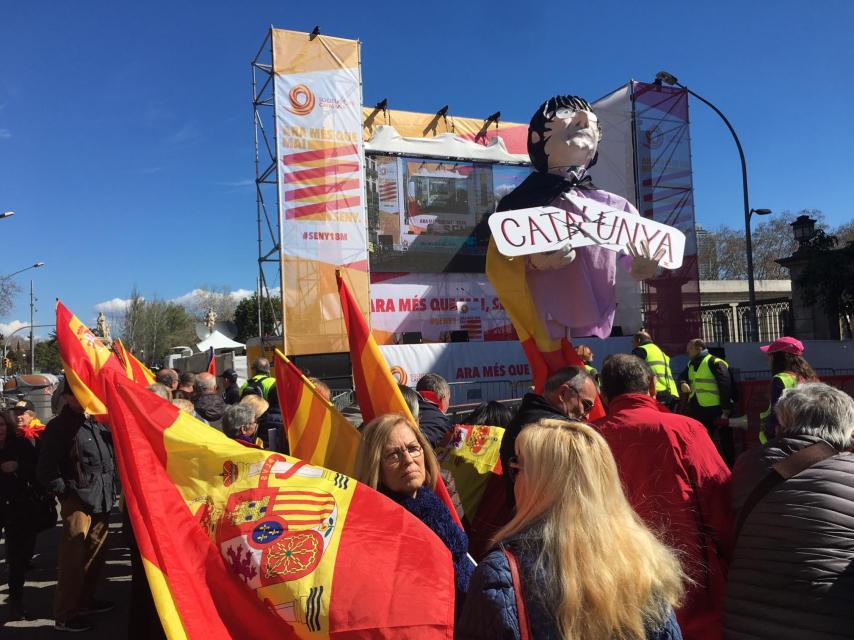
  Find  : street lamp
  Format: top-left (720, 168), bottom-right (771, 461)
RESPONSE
top-left (791, 214), bottom-right (817, 248)
top-left (655, 70), bottom-right (765, 341)
top-left (0, 211), bottom-right (14, 220)
top-left (1, 262), bottom-right (45, 280)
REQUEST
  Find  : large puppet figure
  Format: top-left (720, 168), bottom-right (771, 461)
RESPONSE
top-left (487, 95), bottom-right (662, 398)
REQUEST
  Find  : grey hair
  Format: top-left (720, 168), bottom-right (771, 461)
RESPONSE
top-left (194, 372), bottom-right (217, 393)
top-left (543, 366), bottom-right (591, 394)
top-left (398, 384), bottom-right (420, 420)
top-left (222, 404), bottom-right (256, 439)
top-left (775, 383), bottom-right (854, 451)
top-left (252, 358), bottom-right (271, 374)
top-left (416, 373), bottom-right (450, 401)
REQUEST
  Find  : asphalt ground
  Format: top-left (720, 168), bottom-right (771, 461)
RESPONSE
top-left (1, 509), bottom-right (132, 638)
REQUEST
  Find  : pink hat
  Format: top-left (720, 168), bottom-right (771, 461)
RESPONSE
top-left (760, 336), bottom-right (804, 356)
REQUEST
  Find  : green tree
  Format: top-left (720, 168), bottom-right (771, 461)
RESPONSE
top-left (34, 331), bottom-right (63, 374)
top-left (234, 293), bottom-right (282, 343)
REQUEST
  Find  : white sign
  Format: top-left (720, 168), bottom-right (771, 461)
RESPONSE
top-left (488, 194), bottom-right (686, 269)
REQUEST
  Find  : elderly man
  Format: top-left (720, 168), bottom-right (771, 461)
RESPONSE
top-left (154, 368), bottom-right (178, 391)
top-left (415, 373), bottom-right (453, 447)
top-left (193, 372), bottom-right (227, 429)
top-left (724, 383), bottom-right (854, 639)
top-left (500, 366), bottom-right (597, 499)
top-left (595, 354), bottom-right (731, 640)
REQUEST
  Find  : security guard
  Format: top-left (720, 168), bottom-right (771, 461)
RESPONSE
top-left (576, 344), bottom-right (599, 384)
top-left (240, 357), bottom-right (277, 401)
top-left (631, 330), bottom-right (679, 410)
top-left (680, 338), bottom-right (734, 466)
top-left (758, 336), bottom-right (817, 443)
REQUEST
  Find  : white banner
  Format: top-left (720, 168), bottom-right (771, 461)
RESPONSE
top-left (488, 195), bottom-right (686, 269)
top-left (275, 68), bottom-right (367, 266)
top-left (381, 337), bottom-right (634, 404)
top-left (370, 273), bottom-right (514, 343)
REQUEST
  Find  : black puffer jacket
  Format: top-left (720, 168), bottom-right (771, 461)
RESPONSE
top-left (724, 434), bottom-right (854, 639)
top-left (417, 395), bottom-right (452, 448)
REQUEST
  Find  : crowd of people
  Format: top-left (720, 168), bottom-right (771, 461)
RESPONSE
top-left (1, 339), bottom-right (853, 639)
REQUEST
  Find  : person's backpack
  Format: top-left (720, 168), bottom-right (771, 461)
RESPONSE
top-left (241, 376), bottom-right (269, 399)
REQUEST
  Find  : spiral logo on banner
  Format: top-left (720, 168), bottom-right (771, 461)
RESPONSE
top-left (390, 366), bottom-right (408, 385)
top-left (286, 84), bottom-right (316, 116)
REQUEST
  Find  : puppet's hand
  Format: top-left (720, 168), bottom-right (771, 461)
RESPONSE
top-left (627, 241), bottom-right (665, 281)
top-left (528, 244), bottom-right (576, 271)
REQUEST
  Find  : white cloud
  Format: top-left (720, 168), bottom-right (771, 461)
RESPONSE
top-left (0, 129), bottom-right (11, 140)
top-left (94, 297), bottom-right (137, 314)
top-left (229, 289), bottom-right (255, 301)
top-left (0, 319), bottom-right (28, 337)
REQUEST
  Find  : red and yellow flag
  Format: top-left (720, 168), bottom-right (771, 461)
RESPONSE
top-left (336, 273), bottom-right (464, 528)
top-left (335, 272), bottom-right (415, 425)
top-left (113, 338), bottom-right (156, 386)
top-left (485, 243), bottom-right (605, 419)
top-left (104, 370), bottom-right (455, 639)
top-left (274, 349), bottom-right (360, 476)
top-left (55, 300), bottom-right (126, 415)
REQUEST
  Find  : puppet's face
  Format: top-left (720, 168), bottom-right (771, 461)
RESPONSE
top-left (535, 107), bottom-right (601, 174)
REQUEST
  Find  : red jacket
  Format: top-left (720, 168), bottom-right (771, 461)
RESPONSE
top-left (594, 393), bottom-right (732, 640)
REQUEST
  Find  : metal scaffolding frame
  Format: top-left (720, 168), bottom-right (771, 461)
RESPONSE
top-left (251, 28), bottom-right (283, 340)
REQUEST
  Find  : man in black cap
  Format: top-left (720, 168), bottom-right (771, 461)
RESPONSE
top-left (220, 368), bottom-right (240, 405)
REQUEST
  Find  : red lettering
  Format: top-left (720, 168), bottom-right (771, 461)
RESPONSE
top-left (528, 216), bottom-right (551, 246)
top-left (614, 217), bottom-right (641, 247)
top-left (399, 298), bottom-right (413, 312)
top-left (501, 218), bottom-right (524, 247)
top-left (596, 213), bottom-right (616, 242)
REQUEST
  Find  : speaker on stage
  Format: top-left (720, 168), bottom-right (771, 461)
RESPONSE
top-left (450, 330), bottom-right (469, 343)
top-left (401, 331), bottom-right (423, 344)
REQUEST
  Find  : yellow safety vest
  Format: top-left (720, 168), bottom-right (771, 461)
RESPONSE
top-left (584, 364), bottom-right (598, 378)
top-left (239, 374), bottom-right (277, 400)
top-left (638, 342), bottom-right (679, 396)
top-left (759, 372), bottom-right (798, 443)
top-left (688, 354), bottom-right (728, 408)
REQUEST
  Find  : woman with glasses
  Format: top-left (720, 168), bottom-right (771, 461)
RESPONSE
top-left (355, 413), bottom-right (472, 618)
top-left (458, 419), bottom-right (685, 640)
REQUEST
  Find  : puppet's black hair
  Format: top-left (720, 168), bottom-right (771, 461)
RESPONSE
top-left (528, 95), bottom-right (599, 174)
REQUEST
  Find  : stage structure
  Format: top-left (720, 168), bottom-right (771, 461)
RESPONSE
top-left (252, 27), bottom-right (701, 377)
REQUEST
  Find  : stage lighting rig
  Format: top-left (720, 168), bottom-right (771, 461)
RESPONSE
top-left (484, 111), bottom-right (501, 127)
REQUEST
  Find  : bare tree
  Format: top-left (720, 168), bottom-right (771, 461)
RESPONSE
top-left (0, 278), bottom-right (21, 318)
top-left (179, 285), bottom-right (240, 323)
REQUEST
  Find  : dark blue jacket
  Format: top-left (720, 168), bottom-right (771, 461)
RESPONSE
top-left (416, 395), bottom-right (453, 447)
top-left (457, 525), bottom-right (683, 640)
top-left (384, 484), bottom-right (472, 618)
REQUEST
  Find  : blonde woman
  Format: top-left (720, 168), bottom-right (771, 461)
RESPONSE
top-left (457, 419), bottom-right (684, 640)
top-left (355, 413), bottom-right (472, 618)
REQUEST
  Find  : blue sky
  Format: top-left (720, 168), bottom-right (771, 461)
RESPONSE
top-left (2, 0), bottom-right (852, 337)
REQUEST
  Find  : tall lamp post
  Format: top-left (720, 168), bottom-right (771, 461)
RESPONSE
top-left (0, 211), bottom-right (15, 220)
top-left (1, 262), bottom-right (45, 374)
top-left (655, 71), bottom-right (770, 342)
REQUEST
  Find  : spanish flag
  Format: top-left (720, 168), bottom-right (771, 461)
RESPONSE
top-left (336, 273), bottom-right (463, 528)
top-left (113, 338), bottom-right (156, 386)
top-left (274, 349), bottom-right (360, 476)
top-left (55, 300), bottom-right (126, 415)
top-left (104, 370), bottom-right (455, 639)
top-left (485, 243), bottom-right (604, 419)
